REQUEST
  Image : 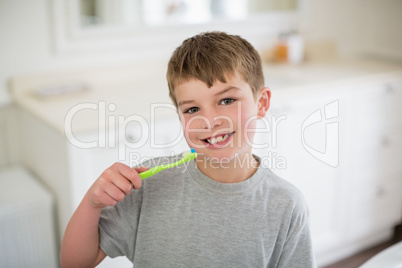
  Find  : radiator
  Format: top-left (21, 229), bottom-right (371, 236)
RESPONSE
top-left (0, 166), bottom-right (58, 267)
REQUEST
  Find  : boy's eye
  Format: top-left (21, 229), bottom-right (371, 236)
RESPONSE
top-left (184, 107), bottom-right (200, 114)
top-left (220, 98), bottom-right (235, 105)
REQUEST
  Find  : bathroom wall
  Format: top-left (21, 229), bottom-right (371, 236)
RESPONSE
top-left (299, 0), bottom-right (402, 60)
top-left (1, 0), bottom-right (401, 107)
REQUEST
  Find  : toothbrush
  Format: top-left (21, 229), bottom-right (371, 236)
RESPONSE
top-left (139, 149), bottom-right (197, 180)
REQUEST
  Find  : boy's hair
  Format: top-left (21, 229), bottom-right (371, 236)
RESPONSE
top-left (167, 31), bottom-right (265, 107)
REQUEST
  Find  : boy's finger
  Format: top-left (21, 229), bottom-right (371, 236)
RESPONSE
top-left (115, 163), bottom-right (145, 189)
top-left (112, 162), bottom-right (136, 179)
top-left (134, 166), bottom-right (149, 173)
top-left (128, 167), bottom-right (149, 189)
top-left (111, 172), bottom-right (133, 196)
top-left (100, 191), bottom-right (118, 207)
top-left (104, 183), bottom-right (125, 203)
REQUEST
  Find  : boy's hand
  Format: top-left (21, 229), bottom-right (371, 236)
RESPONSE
top-left (87, 163), bottom-right (148, 209)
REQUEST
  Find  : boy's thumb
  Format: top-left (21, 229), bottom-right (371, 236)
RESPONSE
top-left (134, 166), bottom-right (149, 174)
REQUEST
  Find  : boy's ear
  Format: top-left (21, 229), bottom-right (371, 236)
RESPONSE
top-left (257, 87), bottom-right (271, 119)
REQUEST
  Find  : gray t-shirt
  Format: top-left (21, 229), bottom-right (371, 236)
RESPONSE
top-left (99, 153), bottom-right (316, 267)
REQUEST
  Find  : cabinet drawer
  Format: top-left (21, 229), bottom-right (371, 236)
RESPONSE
top-left (351, 131), bottom-right (402, 186)
top-left (352, 77), bottom-right (402, 133)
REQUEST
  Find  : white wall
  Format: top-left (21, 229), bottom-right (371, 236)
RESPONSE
top-left (300, 0), bottom-right (402, 60)
top-left (0, 0), bottom-right (48, 106)
top-left (1, 0), bottom-right (401, 107)
top-left (0, 0), bottom-right (154, 107)
top-left (0, 0), bottom-right (402, 105)
top-left (0, 0), bottom-right (295, 107)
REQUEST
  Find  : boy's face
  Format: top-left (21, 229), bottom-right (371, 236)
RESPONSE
top-left (175, 72), bottom-right (270, 162)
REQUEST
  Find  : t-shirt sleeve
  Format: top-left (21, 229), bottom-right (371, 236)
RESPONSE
top-left (98, 186), bottom-right (144, 261)
top-left (277, 194), bottom-right (317, 268)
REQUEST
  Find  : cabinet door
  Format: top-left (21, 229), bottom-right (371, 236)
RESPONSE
top-left (346, 76), bottom-right (402, 243)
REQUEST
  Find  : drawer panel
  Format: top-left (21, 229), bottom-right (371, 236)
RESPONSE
top-left (351, 131), bottom-right (402, 186)
top-left (351, 78), bottom-right (402, 133)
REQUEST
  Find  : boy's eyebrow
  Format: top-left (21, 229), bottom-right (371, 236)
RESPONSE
top-left (178, 86), bottom-right (240, 107)
top-left (214, 86), bottom-right (240, 96)
top-left (178, 99), bottom-right (195, 107)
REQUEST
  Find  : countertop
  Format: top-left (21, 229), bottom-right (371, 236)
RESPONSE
top-left (9, 57), bottom-right (402, 135)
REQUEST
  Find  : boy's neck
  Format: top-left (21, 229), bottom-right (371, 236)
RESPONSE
top-left (196, 152), bottom-right (259, 183)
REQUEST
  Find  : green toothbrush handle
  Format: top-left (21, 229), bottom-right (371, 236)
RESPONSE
top-left (139, 149), bottom-right (197, 180)
top-left (139, 159), bottom-right (188, 180)
top-left (139, 166), bottom-right (162, 180)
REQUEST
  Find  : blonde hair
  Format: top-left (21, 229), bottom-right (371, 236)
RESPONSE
top-left (167, 31), bottom-right (265, 107)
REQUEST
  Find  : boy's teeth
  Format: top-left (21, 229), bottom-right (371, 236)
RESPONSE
top-left (206, 133), bottom-right (230, 145)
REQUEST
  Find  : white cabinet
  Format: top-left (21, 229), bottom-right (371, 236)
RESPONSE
top-left (0, 105), bottom-right (20, 167)
top-left (253, 74), bottom-right (402, 266)
top-left (344, 76), bottom-right (402, 250)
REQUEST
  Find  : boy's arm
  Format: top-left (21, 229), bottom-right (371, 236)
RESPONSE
top-left (60, 193), bottom-right (104, 267)
top-left (60, 163), bottom-right (147, 267)
top-left (93, 247), bottom-right (107, 267)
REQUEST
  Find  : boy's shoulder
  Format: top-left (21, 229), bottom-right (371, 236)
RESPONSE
top-left (262, 168), bottom-right (308, 210)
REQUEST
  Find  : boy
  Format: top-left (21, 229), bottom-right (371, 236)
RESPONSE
top-left (60, 31), bottom-right (316, 267)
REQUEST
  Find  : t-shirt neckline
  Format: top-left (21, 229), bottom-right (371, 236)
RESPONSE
top-left (187, 154), bottom-right (267, 195)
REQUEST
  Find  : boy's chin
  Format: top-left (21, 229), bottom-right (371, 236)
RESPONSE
top-left (196, 147), bottom-right (243, 164)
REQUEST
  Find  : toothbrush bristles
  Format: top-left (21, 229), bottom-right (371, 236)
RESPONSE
top-left (183, 149), bottom-right (196, 156)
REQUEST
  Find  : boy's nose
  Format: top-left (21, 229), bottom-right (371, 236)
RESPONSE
top-left (201, 113), bottom-right (223, 129)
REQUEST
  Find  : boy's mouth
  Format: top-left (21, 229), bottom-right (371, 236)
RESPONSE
top-left (202, 131), bottom-right (235, 145)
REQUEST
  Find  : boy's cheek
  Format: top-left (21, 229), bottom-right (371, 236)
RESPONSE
top-left (240, 112), bottom-right (258, 143)
top-left (182, 126), bottom-right (206, 146)
top-left (182, 128), bottom-right (199, 149)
